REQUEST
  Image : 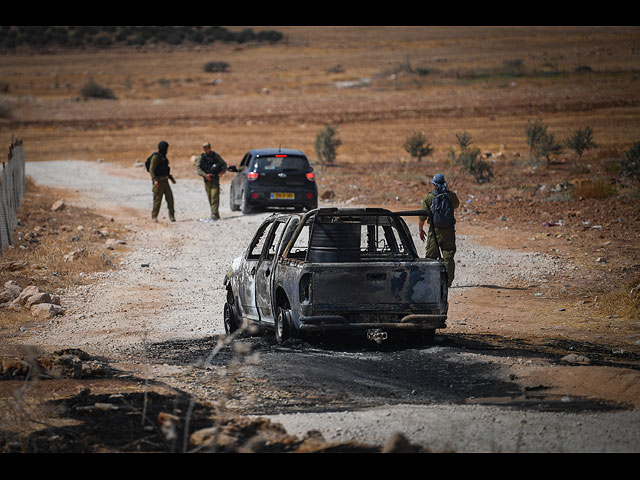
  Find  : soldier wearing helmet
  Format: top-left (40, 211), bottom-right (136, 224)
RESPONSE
top-left (196, 141), bottom-right (228, 221)
top-left (418, 174), bottom-right (460, 287)
top-left (148, 140), bottom-right (176, 222)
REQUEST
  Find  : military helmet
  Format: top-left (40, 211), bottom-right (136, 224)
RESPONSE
top-left (431, 173), bottom-right (445, 185)
top-left (203, 142), bottom-right (211, 149)
top-left (158, 141), bottom-right (169, 154)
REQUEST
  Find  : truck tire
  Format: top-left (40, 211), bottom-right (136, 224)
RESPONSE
top-left (275, 307), bottom-right (294, 344)
top-left (224, 301), bottom-right (240, 335)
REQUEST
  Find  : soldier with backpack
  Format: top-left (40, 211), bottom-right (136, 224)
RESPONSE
top-left (418, 173), bottom-right (460, 287)
top-left (146, 141), bottom-right (176, 222)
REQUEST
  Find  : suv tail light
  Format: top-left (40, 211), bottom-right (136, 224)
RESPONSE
top-left (306, 172), bottom-right (316, 181)
top-left (247, 172), bottom-right (259, 181)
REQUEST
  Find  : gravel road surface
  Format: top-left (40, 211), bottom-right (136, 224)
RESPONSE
top-left (22, 160), bottom-right (640, 453)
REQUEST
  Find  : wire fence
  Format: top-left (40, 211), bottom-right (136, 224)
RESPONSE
top-left (0, 138), bottom-right (26, 257)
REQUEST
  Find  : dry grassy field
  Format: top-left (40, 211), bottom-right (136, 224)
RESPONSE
top-left (1, 26), bottom-right (640, 453)
top-left (1, 26), bottom-right (639, 323)
top-left (2, 25), bottom-right (639, 286)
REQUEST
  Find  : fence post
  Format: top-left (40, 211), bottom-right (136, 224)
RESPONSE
top-left (0, 138), bottom-right (26, 257)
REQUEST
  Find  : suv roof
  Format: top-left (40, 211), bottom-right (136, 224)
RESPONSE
top-left (249, 148), bottom-right (307, 157)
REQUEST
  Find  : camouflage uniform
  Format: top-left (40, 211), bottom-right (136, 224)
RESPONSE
top-left (419, 188), bottom-right (460, 287)
top-left (196, 143), bottom-right (227, 220)
top-left (149, 142), bottom-right (175, 222)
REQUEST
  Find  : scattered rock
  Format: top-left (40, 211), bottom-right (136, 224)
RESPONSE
top-left (17, 285), bottom-right (41, 305)
top-left (320, 190), bottom-right (335, 200)
top-left (25, 292), bottom-right (52, 309)
top-left (105, 238), bottom-right (127, 249)
top-left (1, 261), bottom-right (28, 271)
top-left (30, 303), bottom-right (65, 320)
top-left (4, 280), bottom-right (22, 296)
top-left (63, 249), bottom-right (85, 262)
top-left (561, 353), bottom-right (590, 364)
top-left (51, 199), bottom-right (65, 211)
top-left (0, 288), bottom-right (16, 304)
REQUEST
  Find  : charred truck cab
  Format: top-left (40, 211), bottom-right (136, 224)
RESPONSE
top-left (224, 208), bottom-right (448, 344)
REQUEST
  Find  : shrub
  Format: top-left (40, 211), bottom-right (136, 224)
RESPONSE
top-left (537, 131), bottom-right (563, 165)
top-left (449, 131), bottom-right (493, 183)
top-left (525, 119), bottom-right (548, 158)
top-left (80, 81), bottom-right (116, 100)
top-left (458, 147), bottom-right (494, 183)
top-left (565, 126), bottom-right (597, 164)
top-left (315, 124), bottom-right (342, 164)
top-left (455, 131), bottom-right (472, 150)
top-left (621, 141), bottom-right (640, 181)
top-left (403, 131), bottom-right (434, 162)
top-left (203, 61), bottom-right (230, 73)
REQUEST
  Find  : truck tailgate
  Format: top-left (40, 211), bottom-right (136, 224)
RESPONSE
top-left (310, 261), bottom-right (444, 312)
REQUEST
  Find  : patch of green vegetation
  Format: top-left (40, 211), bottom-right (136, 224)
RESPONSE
top-left (0, 26), bottom-right (284, 50)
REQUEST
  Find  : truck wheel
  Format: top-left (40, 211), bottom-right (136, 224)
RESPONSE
top-left (224, 302), bottom-right (240, 335)
top-left (275, 307), bottom-right (294, 344)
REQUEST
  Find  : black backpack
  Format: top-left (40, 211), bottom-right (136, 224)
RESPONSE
top-left (430, 191), bottom-right (455, 229)
top-left (145, 153), bottom-right (171, 176)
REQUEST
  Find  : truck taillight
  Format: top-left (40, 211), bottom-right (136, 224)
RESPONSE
top-left (247, 172), bottom-right (259, 181)
top-left (306, 172), bottom-right (315, 181)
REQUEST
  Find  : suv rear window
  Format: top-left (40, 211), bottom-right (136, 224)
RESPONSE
top-left (254, 156), bottom-right (309, 172)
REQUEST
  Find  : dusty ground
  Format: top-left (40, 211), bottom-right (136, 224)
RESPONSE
top-left (1, 26), bottom-right (640, 453)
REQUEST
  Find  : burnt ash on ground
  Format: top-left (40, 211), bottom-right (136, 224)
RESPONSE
top-left (143, 332), bottom-right (634, 417)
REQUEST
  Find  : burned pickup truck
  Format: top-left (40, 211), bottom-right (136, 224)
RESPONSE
top-left (223, 208), bottom-right (449, 344)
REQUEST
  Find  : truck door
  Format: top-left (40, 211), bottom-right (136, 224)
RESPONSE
top-left (239, 219), bottom-right (272, 321)
top-left (255, 219), bottom-right (287, 324)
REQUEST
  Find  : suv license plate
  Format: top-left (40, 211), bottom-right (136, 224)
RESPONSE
top-left (271, 192), bottom-right (295, 199)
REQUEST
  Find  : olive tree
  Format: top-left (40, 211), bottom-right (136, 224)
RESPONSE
top-left (403, 131), bottom-right (434, 162)
top-left (315, 124), bottom-right (342, 164)
top-left (565, 126), bottom-right (597, 164)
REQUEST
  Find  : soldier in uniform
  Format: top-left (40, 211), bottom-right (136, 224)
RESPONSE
top-left (149, 141), bottom-right (176, 222)
top-left (418, 174), bottom-right (460, 287)
top-left (196, 141), bottom-right (228, 221)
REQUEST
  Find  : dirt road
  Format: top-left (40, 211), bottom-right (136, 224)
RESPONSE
top-left (18, 160), bottom-right (640, 453)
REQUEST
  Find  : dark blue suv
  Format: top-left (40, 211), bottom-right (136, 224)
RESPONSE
top-left (229, 148), bottom-right (318, 214)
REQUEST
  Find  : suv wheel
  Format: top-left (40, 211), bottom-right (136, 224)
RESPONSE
top-left (229, 185), bottom-right (240, 211)
top-left (241, 191), bottom-right (252, 214)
